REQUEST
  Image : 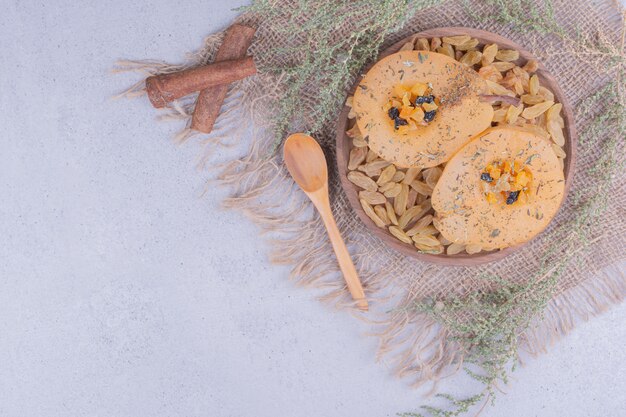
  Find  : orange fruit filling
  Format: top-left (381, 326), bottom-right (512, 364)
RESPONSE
top-left (383, 82), bottom-right (439, 134)
top-left (480, 159), bottom-right (533, 205)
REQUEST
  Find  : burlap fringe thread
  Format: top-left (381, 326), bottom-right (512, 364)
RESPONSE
top-left (113, 5), bottom-right (626, 392)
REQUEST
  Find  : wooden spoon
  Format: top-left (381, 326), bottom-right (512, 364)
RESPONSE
top-left (283, 133), bottom-right (368, 311)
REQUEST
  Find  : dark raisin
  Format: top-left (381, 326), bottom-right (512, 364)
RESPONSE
top-left (394, 117), bottom-right (408, 129)
top-left (414, 95), bottom-right (435, 105)
top-left (506, 190), bottom-right (520, 205)
top-left (480, 172), bottom-right (493, 182)
top-left (387, 107), bottom-right (400, 120)
top-left (423, 110), bottom-right (436, 122)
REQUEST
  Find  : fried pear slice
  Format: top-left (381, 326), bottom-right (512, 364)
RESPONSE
top-left (432, 126), bottom-right (565, 249)
top-left (353, 50), bottom-right (493, 168)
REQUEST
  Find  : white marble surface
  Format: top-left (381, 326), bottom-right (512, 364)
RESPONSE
top-left (1, 1), bottom-right (624, 416)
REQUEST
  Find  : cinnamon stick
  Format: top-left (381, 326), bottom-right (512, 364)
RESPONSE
top-left (191, 24), bottom-right (257, 133)
top-left (145, 56), bottom-right (256, 108)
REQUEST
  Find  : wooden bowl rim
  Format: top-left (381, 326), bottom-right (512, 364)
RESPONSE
top-left (335, 27), bottom-right (577, 266)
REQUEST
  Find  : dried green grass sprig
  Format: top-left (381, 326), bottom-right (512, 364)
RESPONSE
top-left (474, 0), bottom-right (564, 35)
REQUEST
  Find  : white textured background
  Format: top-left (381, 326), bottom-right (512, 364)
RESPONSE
top-left (1, 1), bottom-right (624, 416)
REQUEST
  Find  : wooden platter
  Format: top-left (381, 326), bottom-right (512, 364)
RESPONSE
top-left (335, 27), bottom-right (576, 266)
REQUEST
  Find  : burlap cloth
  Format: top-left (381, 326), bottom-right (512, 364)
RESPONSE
top-left (117, 0), bottom-right (625, 390)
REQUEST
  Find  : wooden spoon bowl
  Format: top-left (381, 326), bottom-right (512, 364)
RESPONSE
top-left (335, 27), bottom-right (576, 266)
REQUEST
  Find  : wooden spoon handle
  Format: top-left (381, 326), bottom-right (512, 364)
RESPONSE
top-left (317, 202), bottom-right (369, 311)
